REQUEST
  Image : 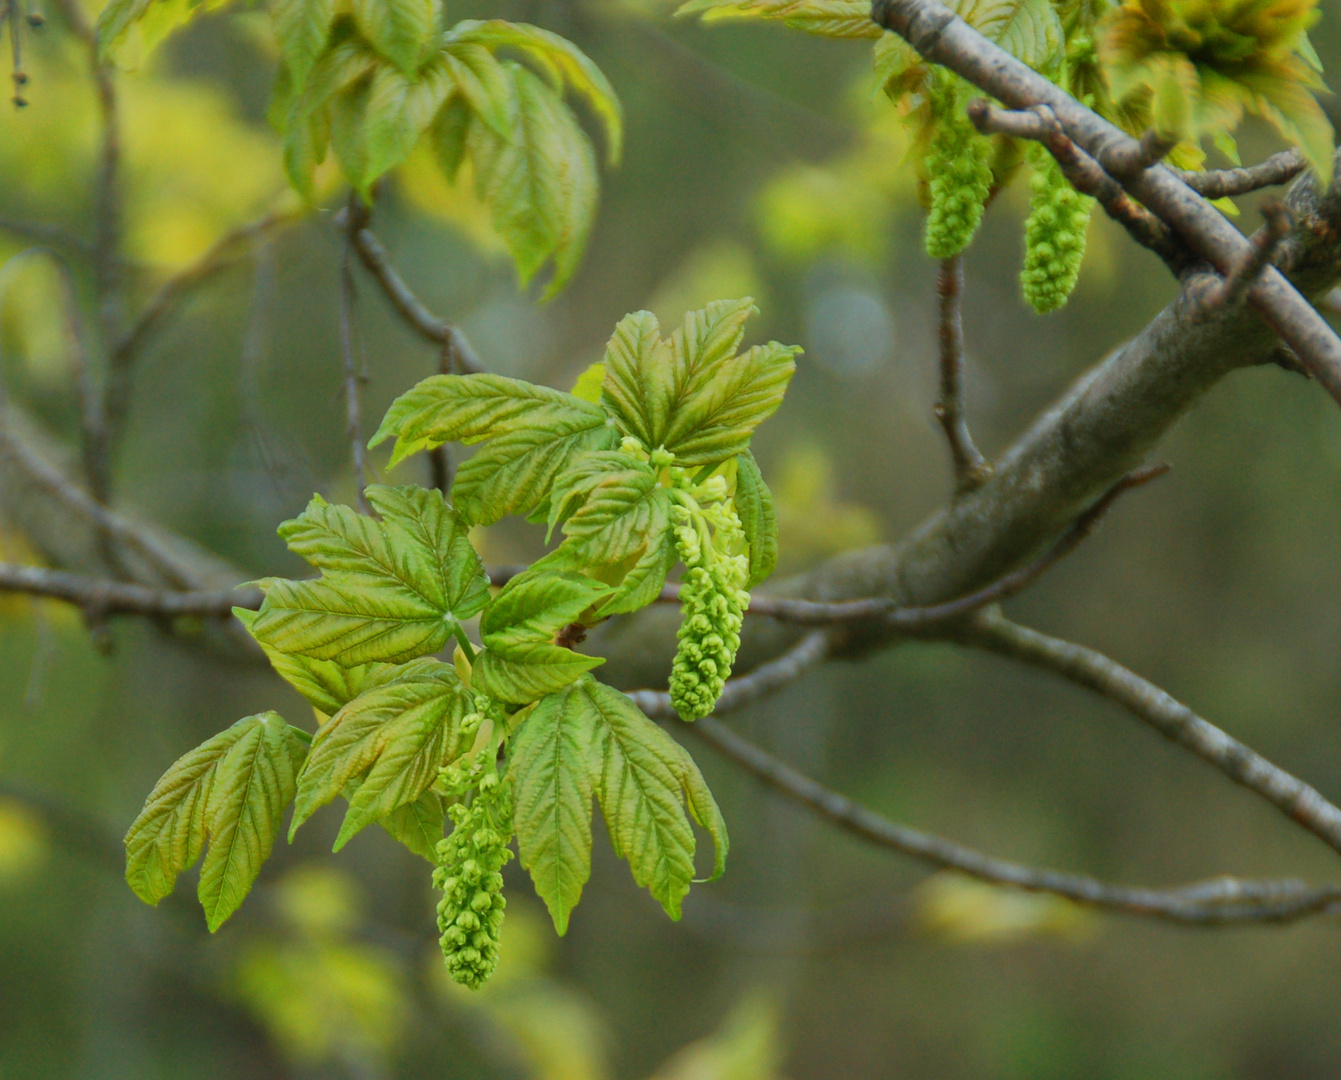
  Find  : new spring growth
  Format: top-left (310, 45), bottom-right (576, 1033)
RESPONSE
top-left (669, 474), bottom-right (750, 722)
top-left (433, 702), bottom-right (514, 990)
top-left (924, 73), bottom-right (995, 260)
top-left (1021, 143), bottom-right (1094, 313)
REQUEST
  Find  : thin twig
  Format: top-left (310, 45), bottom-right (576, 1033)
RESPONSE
top-left (967, 101), bottom-right (1187, 272)
top-left (1103, 127), bottom-right (1177, 179)
top-left (875, 0), bottom-right (1341, 404)
top-left (686, 717), bottom-right (1341, 925)
top-left (346, 225), bottom-right (483, 373)
top-left (0, 562), bottom-right (259, 616)
top-left (108, 208), bottom-right (299, 378)
top-left (341, 199), bottom-right (372, 514)
top-left (1194, 201), bottom-right (1293, 316)
top-left (428, 337), bottom-right (457, 494)
top-left (962, 611), bottom-right (1341, 863)
top-left (0, 215), bottom-right (92, 254)
top-left (677, 464), bottom-right (1168, 627)
top-left (628, 631), bottom-right (830, 720)
top-left (934, 255), bottom-right (989, 492)
top-left (1173, 149), bottom-right (1307, 200)
top-left (0, 424), bottom-right (199, 588)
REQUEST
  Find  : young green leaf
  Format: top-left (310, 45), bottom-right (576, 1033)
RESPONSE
top-left (248, 486), bottom-right (488, 665)
top-left (198, 713), bottom-right (307, 932)
top-left (439, 41), bottom-right (514, 138)
top-left (352, 0), bottom-right (439, 74)
top-left (601, 299), bottom-right (799, 465)
top-left (290, 662), bottom-right (474, 845)
top-left (534, 457), bottom-right (678, 614)
top-left (272, 0), bottom-right (337, 90)
top-left (346, 778), bottom-right (447, 861)
top-left (733, 450), bottom-right (779, 587)
top-left (466, 63), bottom-right (600, 298)
top-left (125, 719), bottom-right (257, 908)
top-left (362, 57), bottom-right (459, 187)
top-left (451, 421), bottom-right (620, 527)
top-left (472, 572), bottom-right (610, 703)
top-left (450, 19), bottom-right (624, 162)
top-left (97, 0), bottom-right (230, 64)
top-left (372, 374), bottom-right (618, 524)
top-left (599, 310), bottom-right (674, 452)
top-left (676, 0), bottom-right (883, 39)
top-left (586, 681), bottom-right (726, 918)
top-left (661, 302), bottom-right (799, 465)
top-left (236, 609), bottom-right (445, 717)
top-left (510, 682), bottom-right (599, 933)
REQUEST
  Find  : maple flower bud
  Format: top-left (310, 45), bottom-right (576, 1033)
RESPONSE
top-left (433, 769), bottom-right (514, 989)
top-left (923, 75), bottom-right (994, 260)
top-left (1021, 144), bottom-right (1093, 313)
top-left (669, 501), bottom-right (750, 721)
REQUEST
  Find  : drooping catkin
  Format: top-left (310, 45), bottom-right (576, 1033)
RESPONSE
top-left (668, 496), bottom-right (749, 722)
top-left (1021, 143), bottom-right (1094, 313)
top-left (433, 757), bottom-right (514, 990)
top-left (923, 75), bottom-right (995, 260)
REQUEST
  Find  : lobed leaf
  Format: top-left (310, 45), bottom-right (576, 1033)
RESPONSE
top-left (466, 63), bottom-right (600, 298)
top-left (125, 713), bottom-right (306, 931)
top-left (248, 486), bottom-right (488, 666)
top-left (601, 299), bottom-right (799, 465)
top-left (372, 372), bottom-right (608, 464)
top-left (352, 0), bottom-right (440, 74)
top-left (676, 0), bottom-right (883, 39)
top-left (272, 0), bottom-right (337, 90)
top-left (534, 457), bottom-right (677, 614)
top-left (733, 450), bottom-right (779, 587)
top-left (199, 713), bottom-right (307, 932)
top-left (290, 662), bottom-right (473, 845)
top-left (510, 682), bottom-right (598, 933)
top-left (450, 19), bottom-right (624, 162)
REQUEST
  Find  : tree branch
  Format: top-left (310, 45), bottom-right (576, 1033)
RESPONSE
top-left (1174, 149), bottom-right (1308, 200)
top-left (873, 0), bottom-right (1341, 405)
top-left (0, 562), bottom-right (259, 617)
top-left (967, 101), bottom-right (1188, 271)
top-left (628, 631), bottom-right (831, 720)
top-left (934, 255), bottom-right (989, 490)
top-left (347, 224), bottom-right (484, 374)
top-left (341, 200), bottom-right (372, 514)
top-left (698, 463), bottom-right (1168, 628)
top-left (1193, 200), bottom-right (1293, 315)
top-left (686, 716), bottom-right (1341, 925)
top-left (960, 611), bottom-right (1341, 862)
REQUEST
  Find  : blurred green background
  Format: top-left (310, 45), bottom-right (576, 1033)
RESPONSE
top-left (5, 0), bottom-right (1341, 1076)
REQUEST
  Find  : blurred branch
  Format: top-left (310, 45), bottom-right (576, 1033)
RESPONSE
top-left (0, 215), bottom-right (92, 255)
top-left (934, 255), bottom-right (989, 491)
top-left (341, 199), bottom-right (372, 514)
top-left (686, 717), bottom-right (1341, 925)
top-left (107, 207), bottom-right (300, 382)
top-left (0, 563), bottom-right (258, 616)
top-left (0, 424), bottom-right (199, 588)
top-left (667, 463), bottom-right (1168, 628)
top-left (967, 101), bottom-right (1187, 272)
top-left (345, 221), bottom-right (484, 374)
top-left (1193, 200), bottom-right (1292, 315)
top-left (629, 631), bottom-right (830, 719)
top-left (1173, 149), bottom-right (1308, 199)
top-left (875, 0), bottom-right (1341, 405)
top-left (961, 611), bottom-right (1341, 862)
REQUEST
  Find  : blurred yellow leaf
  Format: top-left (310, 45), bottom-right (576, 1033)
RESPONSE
top-left (397, 142), bottom-right (510, 258)
top-left (914, 872), bottom-right (1096, 944)
top-left (0, 798), bottom-right (46, 883)
top-left (647, 242), bottom-right (768, 332)
top-left (772, 441), bottom-right (879, 566)
top-left (271, 862), bottom-right (364, 938)
top-left (650, 993), bottom-right (785, 1080)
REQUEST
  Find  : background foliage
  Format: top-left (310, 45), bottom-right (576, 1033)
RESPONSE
top-left (4, 0), bottom-right (1341, 1076)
